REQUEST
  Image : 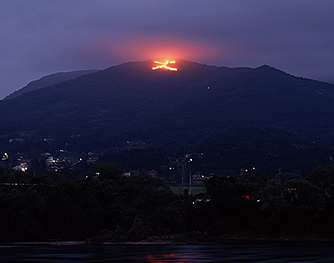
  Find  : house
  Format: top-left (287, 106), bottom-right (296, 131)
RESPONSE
top-left (148, 170), bottom-right (158, 177)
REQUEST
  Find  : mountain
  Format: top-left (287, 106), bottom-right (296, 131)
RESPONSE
top-left (1, 59), bottom-right (334, 152)
top-left (4, 69), bottom-right (99, 100)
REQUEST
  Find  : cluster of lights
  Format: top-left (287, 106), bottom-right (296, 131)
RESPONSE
top-left (0, 182), bottom-right (36, 186)
top-left (244, 167), bottom-right (256, 173)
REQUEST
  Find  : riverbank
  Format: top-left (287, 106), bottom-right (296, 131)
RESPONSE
top-left (0, 241), bottom-right (87, 247)
top-left (86, 235), bottom-right (334, 245)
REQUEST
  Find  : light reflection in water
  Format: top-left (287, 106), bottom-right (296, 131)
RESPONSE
top-left (147, 253), bottom-right (189, 262)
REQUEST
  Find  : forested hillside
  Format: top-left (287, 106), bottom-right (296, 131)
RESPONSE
top-left (1, 60), bottom-right (334, 153)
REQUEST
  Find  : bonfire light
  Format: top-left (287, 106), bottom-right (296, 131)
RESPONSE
top-left (152, 60), bottom-right (178, 71)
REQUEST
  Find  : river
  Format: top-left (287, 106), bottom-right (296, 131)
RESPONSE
top-left (1, 242), bottom-right (334, 262)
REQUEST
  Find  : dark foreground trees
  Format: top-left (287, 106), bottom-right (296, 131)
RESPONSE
top-left (0, 163), bottom-right (333, 242)
top-left (188, 169), bottom-right (334, 239)
top-left (91, 162), bottom-right (181, 241)
top-left (0, 163), bottom-right (182, 242)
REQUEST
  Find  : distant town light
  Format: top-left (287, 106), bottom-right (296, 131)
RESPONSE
top-left (2, 152), bottom-right (9, 161)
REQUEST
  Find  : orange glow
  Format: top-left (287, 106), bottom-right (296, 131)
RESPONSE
top-left (152, 60), bottom-right (178, 71)
top-left (107, 35), bottom-right (226, 63)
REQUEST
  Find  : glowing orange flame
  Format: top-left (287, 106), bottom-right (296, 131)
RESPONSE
top-left (152, 60), bottom-right (178, 71)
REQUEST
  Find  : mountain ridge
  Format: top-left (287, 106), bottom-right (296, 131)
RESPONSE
top-left (4, 69), bottom-right (99, 101)
top-left (1, 59), bottom-right (334, 151)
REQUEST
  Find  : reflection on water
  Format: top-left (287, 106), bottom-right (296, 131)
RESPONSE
top-left (147, 253), bottom-right (189, 263)
top-left (1, 242), bottom-right (334, 262)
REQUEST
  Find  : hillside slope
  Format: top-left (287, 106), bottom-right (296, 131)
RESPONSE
top-left (1, 59), bottom-right (334, 151)
top-left (4, 69), bottom-right (99, 100)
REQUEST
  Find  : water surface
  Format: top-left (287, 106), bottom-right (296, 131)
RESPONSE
top-left (1, 242), bottom-right (334, 262)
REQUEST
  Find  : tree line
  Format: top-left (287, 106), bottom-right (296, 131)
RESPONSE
top-left (0, 163), bottom-right (333, 242)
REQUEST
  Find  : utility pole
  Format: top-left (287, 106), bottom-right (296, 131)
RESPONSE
top-left (188, 171), bottom-right (192, 196)
top-left (181, 158), bottom-right (185, 195)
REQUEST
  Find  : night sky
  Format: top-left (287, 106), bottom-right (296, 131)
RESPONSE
top-left (1, 0), bottom-right (333, 99)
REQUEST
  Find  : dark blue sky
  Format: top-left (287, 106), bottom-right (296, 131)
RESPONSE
top-left (1, 0), bottom-right (333, 99)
